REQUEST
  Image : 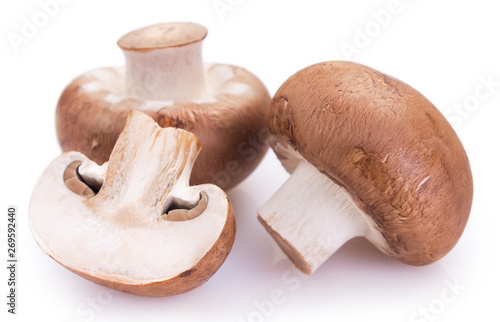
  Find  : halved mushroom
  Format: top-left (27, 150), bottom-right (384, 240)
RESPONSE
top-left (258, 61), bottom-right (473, 274)
top-left (30, 111), bottom-right (236, 296)
top-left (56, 22), bottom-right (270, 189)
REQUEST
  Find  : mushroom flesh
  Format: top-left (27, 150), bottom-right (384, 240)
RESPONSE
top-left (30, 111), bottom-right (236, 296)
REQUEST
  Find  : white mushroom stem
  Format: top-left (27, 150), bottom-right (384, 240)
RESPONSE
top-left (258, 160), bottom-right (389, 275)
top-left (122, 42), bottom-right (207, 101)
top-left (117, 23), bottom-right (209, 101)
top-left (92, 111), bottom-right (201, 219)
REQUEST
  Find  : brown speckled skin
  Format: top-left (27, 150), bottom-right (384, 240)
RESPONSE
top-left (61, 199), bottom-right (235, 297)
top-left (56, 65), bottom-right (270, 189)
top-left (267, 61), bottom-right (473, 265)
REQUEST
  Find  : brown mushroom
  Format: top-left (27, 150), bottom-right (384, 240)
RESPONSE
top-left (258, 61), bottom-right (473, 274)
top-left (30, 111), bottom-right (236, 296)
top-left (56, 22), bottom-right (270, 189)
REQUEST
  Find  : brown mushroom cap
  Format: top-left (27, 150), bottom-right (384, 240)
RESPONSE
top-left (56, 22), bottom-right (270, 189)
top-left (267, 61), bottom-right (473, 265)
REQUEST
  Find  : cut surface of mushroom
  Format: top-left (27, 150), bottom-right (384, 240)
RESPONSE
top-left (30, 111), bottom-right (236, 296)
top-left (259, 61), bottom-right (473, 274)
top-left (56, 22), bottom-right (270, 189)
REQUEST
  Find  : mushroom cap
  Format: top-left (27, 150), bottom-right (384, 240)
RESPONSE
top-left (56, 23), bottom-right (270, 190)
top-left (56, 64), bottom-right (269, 189)
top-left (267, 61), bottom-right (473, 265)
top-left (30, 111), bottom-right (236, 296)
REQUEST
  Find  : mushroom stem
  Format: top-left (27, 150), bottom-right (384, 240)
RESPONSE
top-left (258, 160), bottom-right (388, 275)
top-left (118, 23), bottom-right (208, 101)
top-left (93, 111), bottom-right (202, 220)
top-left (121, 44), bottom-right (206, 101)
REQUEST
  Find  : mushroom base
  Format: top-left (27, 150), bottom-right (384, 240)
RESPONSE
top-left (258, 159), bottom-right (390, 275)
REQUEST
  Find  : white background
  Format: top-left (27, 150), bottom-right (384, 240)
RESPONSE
top-left (1, 0), bottom-right (499, 321)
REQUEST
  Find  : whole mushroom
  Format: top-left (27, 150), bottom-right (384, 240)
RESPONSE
top-left (30, 111), bottom-right (236, 296)
top-left (56, 22), bottom-right (270, 189)
top-left (258, 61), bottom-right (473, 274)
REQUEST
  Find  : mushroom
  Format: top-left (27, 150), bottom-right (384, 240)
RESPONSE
top-left (30, 111), bottom-right (236, 296)
top-left (56, 22), bottom-right (270, 189)
top-left (258, 61), bottom-right (473, 275)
